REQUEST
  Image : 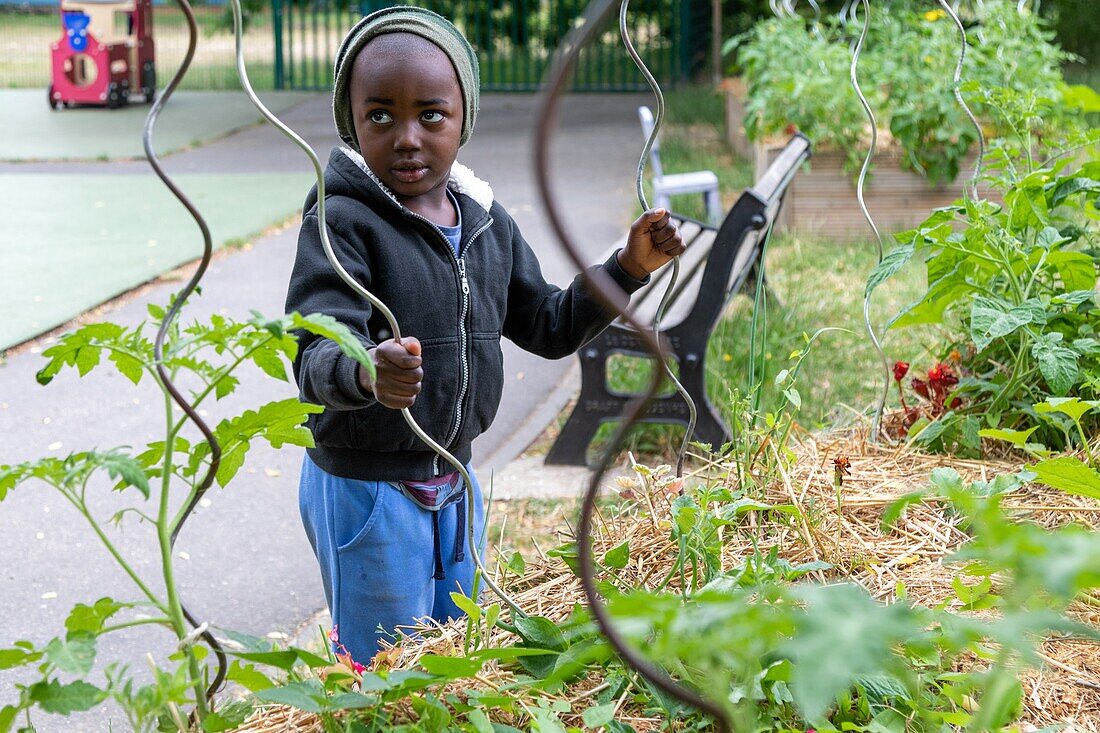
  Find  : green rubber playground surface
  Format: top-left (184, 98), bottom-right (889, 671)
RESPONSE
top-left (0, 90), bottom-right (317, 161)
top-left (1, 171), bottom-right (312, 350)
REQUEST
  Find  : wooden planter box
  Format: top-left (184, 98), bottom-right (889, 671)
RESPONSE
top-left (721, 77), bottom-right (752, 160)
top-left (753, 141), bottom-right (995, 240)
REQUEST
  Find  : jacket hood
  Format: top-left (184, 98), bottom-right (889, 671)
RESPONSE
top-left (302, 146), bottom-right (495, 217)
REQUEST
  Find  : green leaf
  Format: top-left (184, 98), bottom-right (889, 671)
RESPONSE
top-left (978, 426), bottom-right (1038, 448)
top-left (226, 660), bottom-right (274, 692)
top-left (0, 706), bottom-right (17, 733)
top-left (201, 700), bottom-right (253, 732)
top-left (65, 598), bottom-right (126, 635)
top-left (929, 467), bottom-right (964, 494)
top-left (325, 692), bottom-right (380, 710)
top-left (969, 296), bottom-right (1043, 352)
top-left (785, 585), bottom-right (917, 719)
top-left (448, 592), bottom-right (482, 621)
top-left (250, 347), bottom-right (288, 382)
top-left (230, 650), bottom-right (299, 672)
top-left (420, 654), bottom-right (484, 678)
top-left (505, 551), bottom-right (526, 577)
top-left (467, 708), bottom-right (494, 733)
top-left (213, 374), bottom-right (240, 401)
top-left (865, 240), bottom-right (915, 297)
top-left (1034, 397), bottom-right (1100, 425)
top-left (0, 643), bottom-right (43, 670)
top-left (881, 491), bottom-right (927, 530)
top-left (513, 616), bottom-right (567, 652)
top-left (108, 350), bottom-right (144, 385)
top-left (29, 679), bottom-right (105, 714)
top-left (1031, 336), bottom-right (1080, 395)
top-left (1072, 338), bottom-right (1100, 355)
top-left (1030, 456), bottom-right (1100, 499)
top-left (98, 452), bottom-right (150, 499)
top-left (291, 647), bottom-right (331, 669)
top-left (197, 399), bottom-right (324, 487)
top-left (1052, 290), bottom-right (1097, 307)
top-left (1036, 226), bottom-right (1071, 249)
top-left (1047, 251), bottom-right (1097, 292)
top-left (602, 541), bottom-right (630, 570)
top-left (1062, 83), bottom-right (1100, 113)
top-left (46, 632), bottom-right (96, 675)
top-left (285, 313), bottom-right (374, 379)
top-left (581, 702), bottom-right (616, 727)
top-left (254, 680), bottom-right (325, 714)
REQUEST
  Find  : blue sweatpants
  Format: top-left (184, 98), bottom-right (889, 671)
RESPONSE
top-left (297, 454), bottom-right (486, 663)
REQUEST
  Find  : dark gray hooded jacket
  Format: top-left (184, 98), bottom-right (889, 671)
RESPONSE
top-left (285, 147), bottom-right (647, 480)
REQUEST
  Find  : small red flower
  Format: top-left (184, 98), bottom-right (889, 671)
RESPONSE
top-left (785, 122), bottom-right (798, 136)
top-left (893, 361), bottom-right (910, 382)
top-left (927, 363), bottom-right (957, 386)
top-left (912, 377), bottom-right (930, 399)
top-left (833, 456), bottom-right (852, 487)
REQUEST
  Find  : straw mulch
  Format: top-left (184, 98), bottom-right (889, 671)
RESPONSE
top-left (233, 427), bottom-right (1100, 732)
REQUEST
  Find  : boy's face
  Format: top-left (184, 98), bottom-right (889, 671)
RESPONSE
top-left (349, 34), bottom-right (463, 215)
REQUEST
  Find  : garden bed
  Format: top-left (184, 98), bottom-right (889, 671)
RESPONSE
top-left (753, 140), bottom-right (995, 240)
top-left (230, 427), bottom-right (1100, 731)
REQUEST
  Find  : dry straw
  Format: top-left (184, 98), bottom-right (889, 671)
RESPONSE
top-left (234, 426), bottom-right (1100, 731)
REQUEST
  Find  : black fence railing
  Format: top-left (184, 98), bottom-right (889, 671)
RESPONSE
top-left (271, 0), bottom-right (703, 92)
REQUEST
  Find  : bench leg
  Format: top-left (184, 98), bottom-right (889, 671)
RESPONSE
top-left (740, 260), bottom-right (781, 308)
top-left (544, 404), bottom-right (605, 466)
top-left (704, 188), bottom-right (722, 226)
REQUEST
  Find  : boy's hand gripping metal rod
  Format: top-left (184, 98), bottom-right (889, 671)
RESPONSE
top-left (226, 0), bottom-right (523, 619)
top-left (619, 0), bottom-right (696, 479)
top-left (537, 1), bottom-right (734, 730)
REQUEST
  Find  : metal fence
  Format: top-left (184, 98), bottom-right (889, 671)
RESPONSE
top-left (1, 1), bottom-right (707, 91)
top-left (272, 0), bottom-right (706, 91)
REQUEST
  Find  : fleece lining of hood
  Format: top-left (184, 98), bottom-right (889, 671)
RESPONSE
top-left (339, 146), bottom-right (495, 213)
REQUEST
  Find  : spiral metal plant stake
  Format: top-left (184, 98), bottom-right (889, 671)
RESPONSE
top-left (939, 0), bottom-right (986, 199)
top-left (141, 0), bottom-right (227, 706)
top-left (618, 0), bottom-right (695, 479)
top-left (225, 0), bottom-right (523, 619)
top-left (536, 1), bottom-right (733, 730)
top-left (848, 0), bottom-right (891, 442)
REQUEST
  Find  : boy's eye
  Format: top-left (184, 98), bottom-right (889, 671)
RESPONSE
top-left (421, 111), bottom-right (444, 123)
top-left (368, 110), bottom-right (392, 124)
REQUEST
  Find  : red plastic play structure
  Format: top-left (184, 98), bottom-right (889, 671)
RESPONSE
top-left (49, 0), bottom-right (156, 109)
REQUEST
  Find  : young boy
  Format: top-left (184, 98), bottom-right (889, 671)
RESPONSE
top-left (285, 6), bottom-right (685, 663)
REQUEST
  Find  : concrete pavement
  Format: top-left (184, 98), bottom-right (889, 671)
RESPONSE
top-left (0, 91), bottom-right (646, 730)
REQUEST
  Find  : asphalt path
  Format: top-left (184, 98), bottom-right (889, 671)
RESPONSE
top-left (0, 92), bottom-right (645, 729)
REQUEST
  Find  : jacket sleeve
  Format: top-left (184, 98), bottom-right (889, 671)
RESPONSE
top-left (501, 213), bottom-right (649, 360)
top-left (285, 211), bottom-right (378, 411)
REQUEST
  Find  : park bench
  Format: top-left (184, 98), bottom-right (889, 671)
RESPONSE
top-left (544, 133), bottom-right (811, 466)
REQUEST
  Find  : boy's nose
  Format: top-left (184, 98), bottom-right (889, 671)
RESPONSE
top-left (393, 121), bottom-right (421, 151)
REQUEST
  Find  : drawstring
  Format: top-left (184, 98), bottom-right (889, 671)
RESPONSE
top-left (454, 492), bottom-right (466, 563)
top-left (431, 511), bottom-right (445, 580)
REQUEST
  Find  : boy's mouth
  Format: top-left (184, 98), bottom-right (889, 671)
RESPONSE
top-left (392, 162), bottom-right (429, 184)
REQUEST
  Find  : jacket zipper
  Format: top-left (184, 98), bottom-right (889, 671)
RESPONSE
top-left (401, 209), bottom-right (493, 476)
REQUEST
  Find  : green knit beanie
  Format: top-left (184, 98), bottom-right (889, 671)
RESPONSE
top-left (332, 6), bottom-right (480, 151)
